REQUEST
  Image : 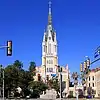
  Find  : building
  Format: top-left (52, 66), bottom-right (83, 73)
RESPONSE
top-left (33, 1), bottom-right (70, 97)
top-left (95, 68), bottom-right (100, 97)
top-left (86, 67), bottom-right (100, 98)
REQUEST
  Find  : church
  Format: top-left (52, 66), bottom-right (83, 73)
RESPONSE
top-left (34, 1), bottom-right (70, 97)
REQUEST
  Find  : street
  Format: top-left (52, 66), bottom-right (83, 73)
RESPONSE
top-left (0, 98), bottom-right (100, 100)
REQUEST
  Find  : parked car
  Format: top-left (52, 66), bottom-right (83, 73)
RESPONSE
top-left (86, 95), bottom-right (92, 99)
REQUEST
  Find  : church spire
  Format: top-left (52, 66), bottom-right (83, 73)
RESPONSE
top-left (48, 0), bottom-right (52, 25)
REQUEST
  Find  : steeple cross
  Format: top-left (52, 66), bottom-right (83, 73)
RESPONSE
top-left (49, 1), bottom-right (52, 8)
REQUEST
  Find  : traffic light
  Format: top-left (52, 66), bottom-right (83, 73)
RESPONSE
top-left (58, 65), bottom-right (60, 72)
top-left (80, 63), bottom-right (83, 72)
top-left (86, 59), bottom-right (90, 68)
top-left (83, 61), bottom-right (87, 70)
top-left (7, 40), bottom-right (12, 56)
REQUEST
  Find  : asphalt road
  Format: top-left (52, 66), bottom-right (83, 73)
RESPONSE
top-left (0, 98), bottom-right (100, 100)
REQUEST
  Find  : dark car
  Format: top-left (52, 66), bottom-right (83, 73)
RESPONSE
top-left (86, 95), bottom-right (92, 99)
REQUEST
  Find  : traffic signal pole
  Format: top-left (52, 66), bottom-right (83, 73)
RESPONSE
top-left (0, 40), bottom-right (12, 99)
top-left (0, 40), bottom-right (12, 56)
top-left (0, 46), bottom-right (8, 49)
top-left (3, 68), bottom-right (4, 100)
top-left (0, 66), bottom-right (4, 100)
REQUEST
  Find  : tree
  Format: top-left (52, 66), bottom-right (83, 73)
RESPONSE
top-left (21, 70), bottom-right (34, 97)
top-left (4, 60), bottom-right (24, 98)
top-left (3, 60), bottom-right (38, 98)
top-left (29, 61), bottom-right (36, 76)
top-left (28, 81), bottom-right (48, 98)
top-left (48, 77), bottom-right (60, 97)
top-left (13, 60), bottom-right (23, 70)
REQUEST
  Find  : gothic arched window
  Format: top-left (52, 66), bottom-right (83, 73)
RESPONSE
top-left (49, 44), bottom-right (51, 53)
top-left (49, 37), bottom-right (51, 40)
top-left (43, 45), bottom-right (45, 52)
top-left (51, 60), bottom-right (53, 64)
top-left (55, 45), bottom-right (56, 52)
top-left (46, 46), bottom-right (47, 53)
top-left (48, 43), bottom-right (51, 54)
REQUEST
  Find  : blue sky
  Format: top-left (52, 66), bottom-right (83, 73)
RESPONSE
top-left (0, 0), bottom-right (100, 73)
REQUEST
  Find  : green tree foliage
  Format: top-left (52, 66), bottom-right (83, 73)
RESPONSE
top-left (48, 77), bottom-right (60, 97)
top-left (4, 60), bottom-right (24, 97)
top-left (29, 61), bottom-right (36, 76)
top-left (28, 81), bottom-right (48, 98)
top-left (0, 60), bottom-right (49, 98)
top-left (3, 60), bottom-right (35, 98)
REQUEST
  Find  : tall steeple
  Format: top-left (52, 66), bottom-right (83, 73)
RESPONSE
top-left (48, 0), bottom-right (52, 25)
top-left (42, 0), bottom-right (58, 80)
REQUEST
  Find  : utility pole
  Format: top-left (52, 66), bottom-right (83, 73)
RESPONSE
top-left (3, 67), bottom-right (4, 100)
top-left (0, 65), bottom-right (2, 98)
top-left (0, 65), bottom-right (4, 100)
top-left (60, 70), bottom-right (61, 100)
top-left (59, 67), bottom-right (62, 100)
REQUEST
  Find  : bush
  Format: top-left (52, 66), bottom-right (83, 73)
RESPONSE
top-left (68, 95), bottom-right (74, 98)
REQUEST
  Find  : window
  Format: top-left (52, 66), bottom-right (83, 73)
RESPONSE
top-left (55, 45), bottom-right (56, 52)
top-left (89, 76), bottom-right (90, 81)
top-left (92, 76), bottom-right (94, 81)
top-left (89, 83), bottom-right (90, 87)
top-left (47, 68), bottom-right (49, 72)
top-left (49, 68), bottom-right (53, 72)
top-left (47, 60), bottom-right (53, 64)
top-left (94, 90), bottom-right (96, 94)
top-left (49, 44), bottom-right (51, 53)
top-left (49, 37), bottom-right (51, 40)
top-left (51, 60), bottom-right (53, 64)
top-left (46, 46), bottom-right (47, 53)
top-left (48, 43), bottom-right (51, 54)
top-left (43, 45), bottom-right (45, 52)
top-left (93, 83), bottom-right (94, 87)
